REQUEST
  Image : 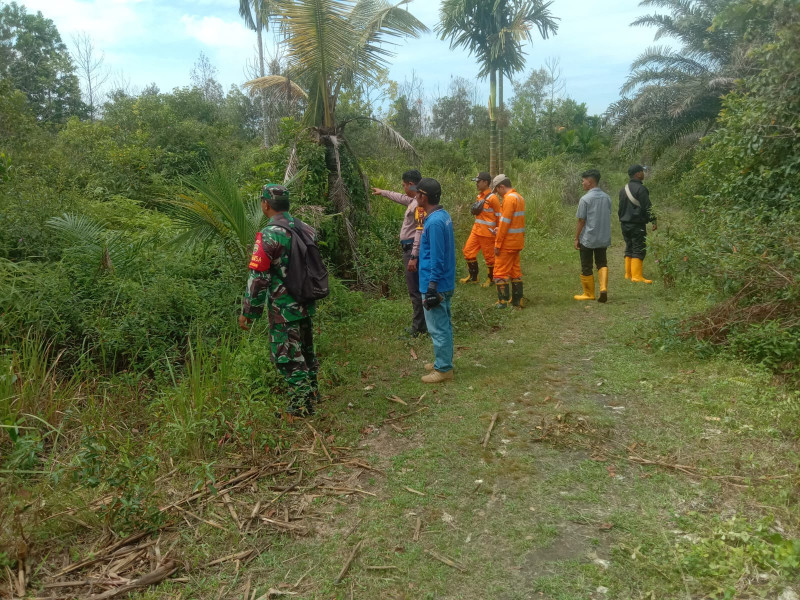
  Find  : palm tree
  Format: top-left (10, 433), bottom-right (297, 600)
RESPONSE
top-left (245, 0), bottom-right (427, 277)
top-left (239, 0), bottom-right (276, 146)
top-left (438, 0), bottom-right (557, 175)
top-left (608, 0), bottom-right (757, 160)
top-left (171, 171), bottom-right (266, 265)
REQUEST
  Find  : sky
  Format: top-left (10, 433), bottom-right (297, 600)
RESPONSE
top-left (15, 0), bottom-right (662, 115)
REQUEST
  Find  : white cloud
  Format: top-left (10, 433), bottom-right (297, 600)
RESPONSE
top-left (17, 0), bottom-right (673, 113)
top-left (20, 0), bottom-right (146, 46)
top-left (180, 14), bottom-right (253, 51)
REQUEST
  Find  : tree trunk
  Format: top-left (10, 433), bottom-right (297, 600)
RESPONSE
top-left (489, 69), bottom-right (498, 177)
top-left (320, 131), bottom-right (363, 284)
top-left (257, 26), bottom-right (268, 148)
top-left (498, 71), bottom-right (504, 174)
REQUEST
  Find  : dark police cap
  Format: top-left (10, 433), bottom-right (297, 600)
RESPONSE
top-left (416, 177), bottom-right (441, 201)
top-left (628, 164), bottom-right (645, 178)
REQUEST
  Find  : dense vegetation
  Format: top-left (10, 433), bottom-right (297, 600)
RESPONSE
top-left (1, 0), bottom-right (798, 594)
top-left (645, 1), bottom-right (800, 375)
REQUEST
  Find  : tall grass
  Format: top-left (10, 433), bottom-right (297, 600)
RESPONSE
top-left (1, 333), bottom-right (84, 477)
top-left (1, 333), bottom-right (82, 429)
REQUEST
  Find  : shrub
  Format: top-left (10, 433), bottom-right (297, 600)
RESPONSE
top-left (656, 20), bottom-right (800, 375)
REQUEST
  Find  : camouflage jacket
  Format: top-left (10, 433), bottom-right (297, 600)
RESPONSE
top-left (242, 213), bottom-right (316, 325)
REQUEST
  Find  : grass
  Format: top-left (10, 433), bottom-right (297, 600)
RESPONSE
top-left (2, 196), bottom-right (799, 599)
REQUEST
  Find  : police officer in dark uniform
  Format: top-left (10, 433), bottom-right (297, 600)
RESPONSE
top-left (618, 164), bottom-right (657, 283)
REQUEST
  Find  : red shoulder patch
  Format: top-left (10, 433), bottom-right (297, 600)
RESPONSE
top-left (248, 232), bottom-right (271, 271)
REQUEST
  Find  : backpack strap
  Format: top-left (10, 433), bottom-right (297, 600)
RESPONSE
top-left (269, 215), bottom-right (293, 232)
top-left (624, 184), bottom-right (641, 208)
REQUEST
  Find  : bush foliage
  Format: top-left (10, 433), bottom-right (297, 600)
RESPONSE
top-left (655, 19), bottom-right (800, 374)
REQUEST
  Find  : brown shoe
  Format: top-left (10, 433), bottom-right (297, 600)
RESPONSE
top-left (421, 369), bottom-right (454, 383)
top-left (424, 362), bottom-right (435, 372)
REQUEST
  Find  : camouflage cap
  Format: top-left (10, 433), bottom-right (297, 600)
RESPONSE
top-left (261, 183), bottom-right (290, 210)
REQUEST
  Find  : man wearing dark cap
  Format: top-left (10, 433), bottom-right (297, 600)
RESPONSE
top-left (372, 170), bottom-right (427, 337)
top-left (619, 165), bottom-right (657, 283)
top-left (239, 183), bottom-right (319, 417)
top-left (459, 172), bottom-right (501, 286)
top-left (415, 178), bottom-right (456, 383)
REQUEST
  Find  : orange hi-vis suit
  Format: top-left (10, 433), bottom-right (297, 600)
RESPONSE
top-left (463, 189), bottom-right (501, 266)
top-left (494, 188), bottom-right (526, 281)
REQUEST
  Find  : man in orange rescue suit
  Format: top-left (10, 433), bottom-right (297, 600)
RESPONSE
top-left (492, 174), bottom-right (526, 308)
top-left (459, 171), bottom-right (501, 287)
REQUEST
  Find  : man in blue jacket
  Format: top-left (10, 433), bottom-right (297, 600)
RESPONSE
top-left (415, 177), bottom-right (456, 383)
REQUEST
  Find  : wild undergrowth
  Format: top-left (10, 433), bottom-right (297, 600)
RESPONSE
top-left (648, 21), bottom-right (800, 379)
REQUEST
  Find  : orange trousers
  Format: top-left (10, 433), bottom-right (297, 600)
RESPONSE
top-left (493, 249), bottom-right (522, 280)
top-left (462, 233), bottom-right (495, 267)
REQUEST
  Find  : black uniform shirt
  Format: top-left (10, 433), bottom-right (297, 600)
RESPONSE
top-left (618, 179), bottom-right (656, 224)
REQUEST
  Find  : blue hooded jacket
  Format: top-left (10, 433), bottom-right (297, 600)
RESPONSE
top-left (419, 207), bottom-right (456, 293)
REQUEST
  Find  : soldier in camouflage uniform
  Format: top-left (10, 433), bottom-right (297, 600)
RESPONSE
top-left (239, 184), bottom-right (319, 416)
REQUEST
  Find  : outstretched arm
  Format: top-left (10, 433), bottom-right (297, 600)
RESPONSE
top-left (372, 188), bottom-right (412, 207)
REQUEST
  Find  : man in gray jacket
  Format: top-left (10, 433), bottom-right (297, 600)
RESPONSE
top-left (574, 169), bottom-right (611, 302)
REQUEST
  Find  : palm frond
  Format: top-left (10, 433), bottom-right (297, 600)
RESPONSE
top-left (239, 0), bottom-right (257, 30)
top-left (244, 75), bottom-right (309, 100)
top-left (274, 0), bottom-right (353, 127)
top-left (340, 0), bottom-right (428, 91)
top-left (170, 195), bottom-right (231, 244)
top-left (47, 214), bottom-right (106, 247)
top-left (340, 116), bottom-right (419, 158)
top-left (629, 46), bottom-right (710, 74)
top-left (168, 171), bottom-right (263, 263)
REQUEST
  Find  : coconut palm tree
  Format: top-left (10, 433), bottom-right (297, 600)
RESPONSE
top-left (245, 0), bottom-right (427, 277)
top-left (239, 0), bottom-right (276, 146)
top-left (438, 0), bottom-right (557, 175)
top-left (608, 0), bottom-right (757, 160)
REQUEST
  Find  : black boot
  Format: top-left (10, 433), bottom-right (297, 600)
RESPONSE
top-left (511, 279), bottom-right (526, 307)
top-left (459, 260), bottom-right (479, 284)
top-left (482, 266), bottom-right (495, 288)
top-left (495, 281), bottom-right (510, 308)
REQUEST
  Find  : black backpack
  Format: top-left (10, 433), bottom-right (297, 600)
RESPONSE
top-left (271, 217), bottom-right (330, 305)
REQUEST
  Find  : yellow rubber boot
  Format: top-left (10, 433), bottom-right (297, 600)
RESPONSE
top-left (625, 256), bottom-right (632, 280)
top-left (597, 267), bottom-right (608, 303)
top-left (573, 275), bottom-right (595, 300)
top-left (630, 258), bottom-right (652, 284)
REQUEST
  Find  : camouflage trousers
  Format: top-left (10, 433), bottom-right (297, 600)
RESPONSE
top-left (269, 317), bottom-right (319, 412)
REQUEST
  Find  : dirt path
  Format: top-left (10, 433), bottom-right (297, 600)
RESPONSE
top-left (224, 239), bottom-right (797, 600)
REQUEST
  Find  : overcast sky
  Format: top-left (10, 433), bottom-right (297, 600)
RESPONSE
top-left (16, 0), bottom-right (661, 115)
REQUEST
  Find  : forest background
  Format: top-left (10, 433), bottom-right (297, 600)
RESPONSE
top-left (1, 0), bottom-right (799, 597)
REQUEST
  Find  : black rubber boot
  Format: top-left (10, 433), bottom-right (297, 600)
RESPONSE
top-left (511, 280), bottom-right (525, 307)
top-left (482, 266), bottom-right (495, 288)
top-left (495, 282), bottom-right (510, 308)
top-left (460, 260), bottom-right (479, 283)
